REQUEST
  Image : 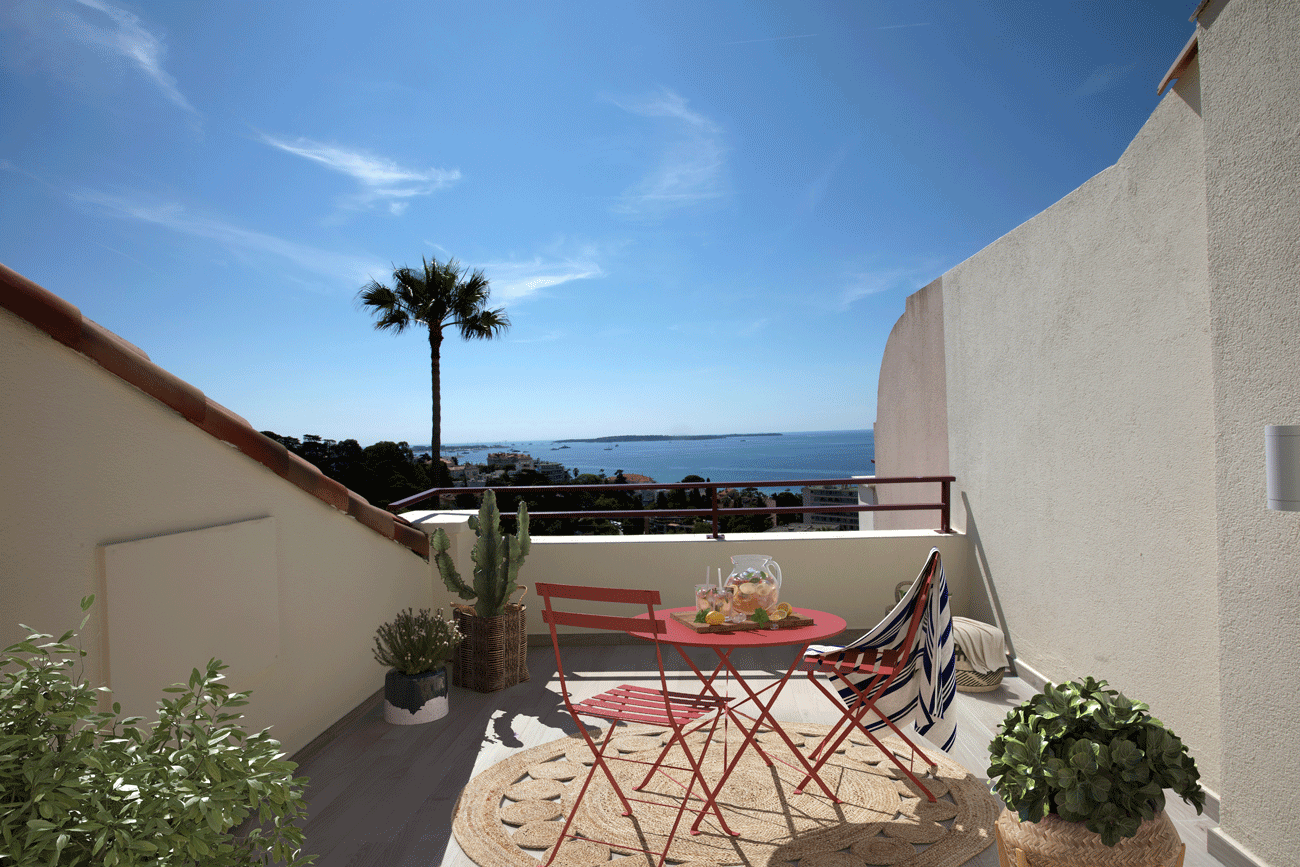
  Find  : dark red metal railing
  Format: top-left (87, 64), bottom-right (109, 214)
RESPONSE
top-left (390, 476), bottom-right (956, 539)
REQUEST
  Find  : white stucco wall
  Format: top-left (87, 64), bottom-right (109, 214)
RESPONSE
top-left (1198, 0), bottom-right (1300, 863)
top-left (927, 65), bottom-right (1220, 789)
top-left (875, 278), bottom-right (950, 532)
top-left (0, 308), bottom-right (433, 756)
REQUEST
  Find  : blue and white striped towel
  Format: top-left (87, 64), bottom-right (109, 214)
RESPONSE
top-left (806, 547), bottom-right (957, 750)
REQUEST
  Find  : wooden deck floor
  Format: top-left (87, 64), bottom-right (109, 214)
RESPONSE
top-left (291, 644), bottom-right (1220, 866)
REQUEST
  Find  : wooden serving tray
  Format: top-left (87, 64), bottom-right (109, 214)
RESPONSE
top-left (671, 610), bottom-right (814, 634)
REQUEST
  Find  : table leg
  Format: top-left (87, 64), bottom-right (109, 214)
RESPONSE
top-left (705, 644), bottom-right (844, 810)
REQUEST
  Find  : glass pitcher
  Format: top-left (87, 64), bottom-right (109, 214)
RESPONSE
top-left (724, 555), bottom-right (782, 619)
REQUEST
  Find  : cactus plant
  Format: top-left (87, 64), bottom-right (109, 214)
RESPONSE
top-left (433, 489), bottom-right (530, 618)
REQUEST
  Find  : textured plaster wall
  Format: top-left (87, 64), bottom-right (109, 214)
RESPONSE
top-left (875, 278), bottom-right (950, 531)
top-left (1198, 0), bottom-right (1300, 862)
top-left (0, 309), bottom-right (433, 756)
top-left (936, 68), bottom-right (1220, 788)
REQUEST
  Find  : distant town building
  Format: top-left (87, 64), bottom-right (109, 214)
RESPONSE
top-left (535, 460), bottom-right (569, 484)
top-left (802, 484), bottom-right (860, 530)
top-left (487, 452), bottom-right (533, 470)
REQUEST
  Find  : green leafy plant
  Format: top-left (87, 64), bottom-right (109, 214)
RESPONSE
top-left (372, 608), bottom-right (462, 675)
top-left (987, 676), bottom-right (1204, 846)
top-left (0, 596), bottom-right (313, 865)
top-left (432, 489), bottom-right (531, 618)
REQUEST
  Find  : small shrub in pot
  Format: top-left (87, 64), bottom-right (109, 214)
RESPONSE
top-left (372, 607), bottom-right (462, 675)
top-left (373, 608), bottom-right (461, 724)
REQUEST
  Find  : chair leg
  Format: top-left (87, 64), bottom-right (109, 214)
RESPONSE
top-left (830, 670), bottom-right (939, 782)
top-left (633, 712), bottom-right (718, 791)
top-left (835, 684), bottom-right (937, 802)
top-left (581, 722), bottom-right (636, 816)
top-left (798, 668), bottom-right (938, 802)
top-left (544, 723), bottom-right (629, 867)
top-left (804, 665), bottom-right (881, 763)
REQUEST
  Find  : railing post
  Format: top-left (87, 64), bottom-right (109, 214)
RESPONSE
top-left (710, 486), bottom-right (720, 539)
top-left (940, 479), bottom-right (951, 533)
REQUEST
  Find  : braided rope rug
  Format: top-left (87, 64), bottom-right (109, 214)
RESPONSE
top-left (453, 722), bottom-right (999, 867)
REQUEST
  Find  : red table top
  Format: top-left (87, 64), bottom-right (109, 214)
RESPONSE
top-left (628, 607), bottom-right (847, 649)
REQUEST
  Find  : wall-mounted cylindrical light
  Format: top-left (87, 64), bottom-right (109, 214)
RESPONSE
top-left (1265, 425), bottom-right (1300, 511)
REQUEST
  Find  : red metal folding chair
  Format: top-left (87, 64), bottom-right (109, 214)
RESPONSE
top-left (798, 548), bottom-right (952, 801)
top-left (536, 582), bottom-right (735, 867)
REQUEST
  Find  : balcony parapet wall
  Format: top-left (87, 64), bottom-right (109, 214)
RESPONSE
top-left (400, 517), bottom-right (978, 640)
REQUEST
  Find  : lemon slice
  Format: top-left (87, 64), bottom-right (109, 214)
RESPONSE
top-left (775, 603), bottom-right (794, 619)
top-left (767, 608), bottom-right (787, 621)
top-left (705, 610), bottom-right (726, 626)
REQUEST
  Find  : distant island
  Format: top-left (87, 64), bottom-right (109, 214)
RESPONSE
top-left (554, 433), bottom-right (783, 444)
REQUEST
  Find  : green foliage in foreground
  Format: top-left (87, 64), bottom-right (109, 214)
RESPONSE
top-left (987, 676), bottom-right (1204, 846)
top-left (0, 596), bottom-right (314, 866)
top-left (372, 608), bottom-right (462, 675)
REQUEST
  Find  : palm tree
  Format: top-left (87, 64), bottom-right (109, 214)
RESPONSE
top-left (358, 257), bottom-right (510, 484)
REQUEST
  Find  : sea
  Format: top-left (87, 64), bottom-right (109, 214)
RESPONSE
top-left (417, 429), bottom-right (874, 491)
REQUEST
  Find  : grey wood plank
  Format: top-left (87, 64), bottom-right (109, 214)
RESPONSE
top-left (292, 648), bottom-right (1220, 867)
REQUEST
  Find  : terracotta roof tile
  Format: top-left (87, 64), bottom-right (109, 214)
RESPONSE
top-left (0, 263), bottom-right (82, 347)
top-left (347, 492), bottom-right (394, 539)
top-left (79, 317), bottom-right (208, 423)
top-left (394, 522), bottom-right (431, 557)
top-left (0, 262), bottom-right (427, 560)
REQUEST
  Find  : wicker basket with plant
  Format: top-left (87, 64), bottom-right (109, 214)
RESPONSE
top-left (987, 676), bottom-right (1204, 866)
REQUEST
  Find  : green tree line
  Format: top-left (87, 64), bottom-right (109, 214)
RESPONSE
top-left (261, 432), bottom-right (804, 534)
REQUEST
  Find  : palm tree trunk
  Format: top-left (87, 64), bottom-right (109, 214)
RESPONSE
top-left (429, 326), bottom-right (443, 483)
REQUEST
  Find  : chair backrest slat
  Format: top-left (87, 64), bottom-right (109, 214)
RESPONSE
top-left (898, 550), bottom-right (940, 655)
top-left (543, 609), bottom-right (667, 634)
top-left (536, 581), bottom-right (677, 729)
top-left (535, 582), bottom-right (661, 605)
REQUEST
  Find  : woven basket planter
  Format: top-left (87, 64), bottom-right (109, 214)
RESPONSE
top-left (955, 656), bottom-right (1005, 692)
top-left (452, 603), bottom-right (529, 693)
top-left (994, 809), bottom-right (1185, 867)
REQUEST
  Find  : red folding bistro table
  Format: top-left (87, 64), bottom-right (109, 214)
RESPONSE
top-left (626, 607), bottom-right (848, 835)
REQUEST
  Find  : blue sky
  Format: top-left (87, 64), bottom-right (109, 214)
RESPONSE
top-left (1, 1), bottom-right (1197, 445)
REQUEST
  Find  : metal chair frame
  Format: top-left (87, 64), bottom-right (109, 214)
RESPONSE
top-left (536, 581), bottom-right (735, 866)
top-left (798, 550), bottom-right (945, 801)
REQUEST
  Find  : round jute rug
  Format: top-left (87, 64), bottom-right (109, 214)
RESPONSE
top-left (452, 723), bottom-right (999, 867)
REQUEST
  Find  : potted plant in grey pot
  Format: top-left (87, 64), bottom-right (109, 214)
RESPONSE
top-left (1, 595), bottom-right (313, 866)
top-left (431, 488), bottom-right (530, 692)
top-left (987, 676), bottom-right (1204, 867)
top-left (373, 607), bottom-right (462, 724)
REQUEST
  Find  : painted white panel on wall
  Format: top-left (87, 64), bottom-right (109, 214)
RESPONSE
top-left (102, 516), bottom-right (280, 720)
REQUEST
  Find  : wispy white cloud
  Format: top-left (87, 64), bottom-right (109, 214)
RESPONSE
top-left (1074, 63), bottom-right (1135, 98)
top-left (609, 88), bottom-right (727, 218)
top-left (800, 137), bottom-right (861, 215)
top-left (838, 263), bottom-right (939, 309)
top-left (259, 134), bottom-right (461, 215)
top-left (73, 189), bottom-right (387, 288)
top-left (6, 0), bottom-right (197, 112)
top-left (479, 257), bottom-right (603, 304)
